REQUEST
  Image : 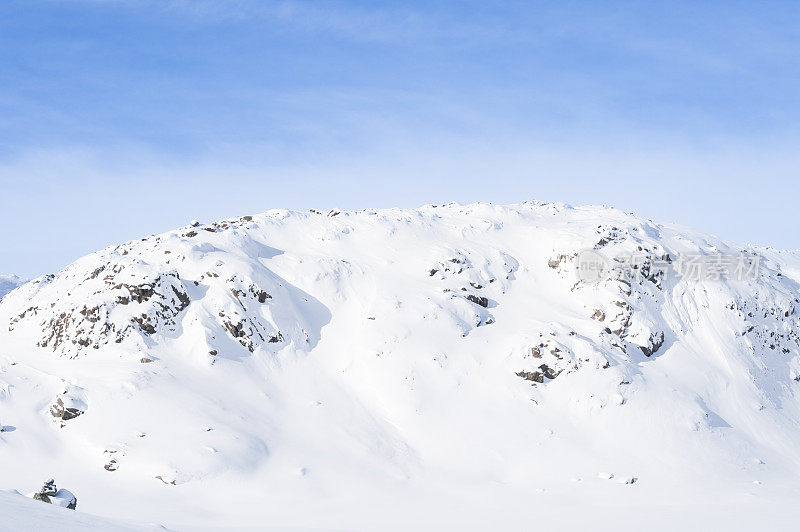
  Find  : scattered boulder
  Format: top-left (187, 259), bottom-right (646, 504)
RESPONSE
top-left (49, 388), bottom-right (87, 425)
top-left (466, 294), bottom-right (489, 308)
top-left (640, 331), bottom-right (665, 357)
top-left (516, 370), bottom-right (544, 383)
top-left (32, 479), bottom-right (77, 510)
top-left (538, 363), bottom-right (562, 380)
top-left (103, 449), bottom-right (121, 471)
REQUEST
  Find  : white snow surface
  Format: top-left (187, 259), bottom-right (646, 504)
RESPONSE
top-left (0, 274), bottom-right (25, 299)
top-left (1, 201), bottom-right (800, 530)
top-left (0, 490), bottom-right (153, 531)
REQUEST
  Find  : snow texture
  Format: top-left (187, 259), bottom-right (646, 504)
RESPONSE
top-left (1, 201), bottom-right (800, 530)
top-left (0, 274), bottom-right (25, 299)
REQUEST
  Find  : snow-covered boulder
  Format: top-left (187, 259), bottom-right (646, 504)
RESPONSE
top-left (30, 480), bottom-right (77, 510)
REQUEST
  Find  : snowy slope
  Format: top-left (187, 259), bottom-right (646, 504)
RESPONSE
top-left (0, 490), bottom-right (155, 531)
top-left (1, 201), bottom-right (800, 530)
top-left (0, 274), bottom-right (25, 299)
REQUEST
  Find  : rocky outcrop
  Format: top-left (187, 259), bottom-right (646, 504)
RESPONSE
top-left (2, 226), bottom-right (324, 358)
top-left (32, 479), bottom-right (77, 510)
top-left (466, 294), bottom-right (489, 308)
top-left (640, 331), bottom-right (665, 357)
top-left (49, 387), bottom-right (87, 427)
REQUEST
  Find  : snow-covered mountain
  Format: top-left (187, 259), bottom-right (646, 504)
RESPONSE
top-left (1, 201), bottom-right (800, 530)
top-left (0, 274), bottom-right (25, 299)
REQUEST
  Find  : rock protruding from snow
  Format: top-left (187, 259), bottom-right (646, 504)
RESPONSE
top-left (32, 479), bottom-right (77, 510)
top-left (49, 387), bottom-right (87, 426)
top-left (0, 202), bottom-right (800, 530)
top-left (2, 217), bottom-right (327, 359)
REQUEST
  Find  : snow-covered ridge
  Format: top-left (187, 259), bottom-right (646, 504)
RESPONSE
top-left (1, 201), bottom-right (800, 529)
top-left (4, 202), bottom-right (798, 374)
top-left (0, 274), bottom-right (25, 299)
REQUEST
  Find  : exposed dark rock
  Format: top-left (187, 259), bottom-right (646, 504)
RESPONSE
top-left (640, 331), bottom-right (665, 357)
top-left (591, 309), bottom-right (606, 321)
top-left (538, 363), bottom-right (562, 380)
top-left (23, 272), bottom-right (192, 354)
top-left (224, 320), bottom-right (247, 339)
top-left (133, 314), bottom-right (157, 335)
top-left (516, 370), bottom-right (544, 383)
top-left (256, 291), bottom-right (270, 303)
top-left (33, 479), bottom-right (76, 510)
top-left (466, 295), bottom-right (489, 308)
top-left (50, 397), bottom-right (84, 422)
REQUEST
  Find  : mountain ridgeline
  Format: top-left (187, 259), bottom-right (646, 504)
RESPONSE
top-left (1, 201), bottom-right (799, 529)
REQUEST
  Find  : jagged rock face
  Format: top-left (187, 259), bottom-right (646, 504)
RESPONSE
top-left (515, 212), bottom-right (800, 391)
top-left (2, 216), bottom-right (326, 360)
top-left (9, 270), bottom-right (190, 354)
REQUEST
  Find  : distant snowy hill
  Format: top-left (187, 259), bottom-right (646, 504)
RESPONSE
top-left (0, 274), bottom-right (25, 299)
top-left (1, 201), bottom-right (800, 530)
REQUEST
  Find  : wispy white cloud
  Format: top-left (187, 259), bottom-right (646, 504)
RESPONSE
top-left (2, 132), bottom-right (799, 278)
top-left (3, 0), bottom-right (800, 276)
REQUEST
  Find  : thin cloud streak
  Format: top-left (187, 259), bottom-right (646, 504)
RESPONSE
top-left (1, 1), bottom-right (799, 276)
top-left (1, 135), bottom-right (798, 277)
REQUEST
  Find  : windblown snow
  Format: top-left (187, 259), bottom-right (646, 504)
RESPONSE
top-left (1, 201), bottom-right (800, 530)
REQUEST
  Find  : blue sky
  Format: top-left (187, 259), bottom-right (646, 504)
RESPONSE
top-left (1, 0), bottom-right (799, 277)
